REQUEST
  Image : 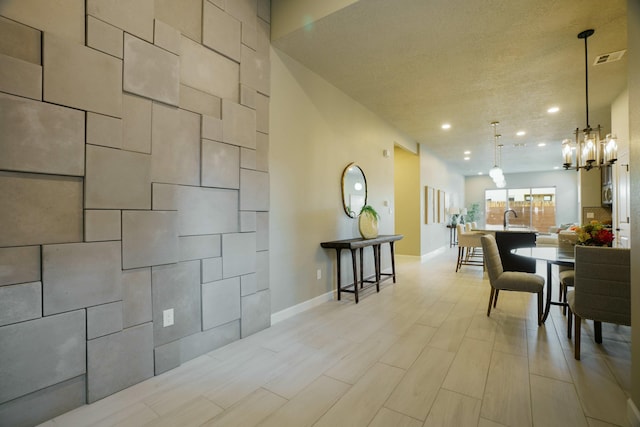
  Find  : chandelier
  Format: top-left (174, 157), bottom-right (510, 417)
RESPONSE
top-left (489, 121), bottom-right (506, 188)
top-left (562, 29), bottom-right (617, 171)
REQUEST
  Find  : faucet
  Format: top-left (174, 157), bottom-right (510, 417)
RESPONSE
top-left (503, 209), bottom-right (517, 228)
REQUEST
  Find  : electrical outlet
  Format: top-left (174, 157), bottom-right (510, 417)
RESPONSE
top-left (163, 308), bottom-right (174, 327)
top-left (317, 269), bottom-right (322, 280)
top-left (587, 212), bottom-right (595, 219)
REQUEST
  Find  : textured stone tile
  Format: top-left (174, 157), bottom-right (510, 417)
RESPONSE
top-left (84, 209), bottom-right (121, 242)
top-left (154, 340), bottom-right (180, 375)
top-left (0, 310), bottom-right (85, 404)
top-left (43, 32), bottom-right (122, 117)
top-left (222, 99), bottom-right (256, 149)
top-left (122, 267), bottom-right (152, 328)
top-left (0, 281), bottom-right (41, 327)
top-left (122, 93), bottom-right (152, 154)
top-left (87, 112), bottom-right (123, 149)
top-left (87, 15), bottom-right (123, 58)
top-left (241, 273), bottom-right (257, 296)
top-left (124, 34), bottom-right (179, 106)
top-left (226, 0), bottom-right (257, 28)
top-left (180, 35), bottom-right (239, 100)
top-left (0, 93), bottom-right (84, 176)
top-left (153, 184), bottom-right (239, 236)
top-left (0, 53), bottom-right (42, 100)
top-left (256, 132), bottom-right (269, 171)
top-left (256, 250), bottom-right (269, 291)
top-left (258, 0), bottom-right (271, 23)
top-left (203, 1), bottom-right (241, 61)
top-left (122, 210), bottom-right (179, 269)
top-left (0, 15), bottom-right (41, 64)
top-left (151, 104), bottom-right (200, 186)
top-left (202, 115), bottom-right (223, 140)
top-left (42, 241), bottom-right (122, 315)
top-left (240, 211), bottom-right (257, 232)
top-left (85, 144), bottom-right (151, 209)
top-left (202, 140), bottom-right (240, 189)
top-left (222, 233), bottom-right (256, 278)
top-left (87, 301), bottom-right (123, 339)
top-left (242, 21), bottom-right (258, 50)
top-left (87, 323), bottom-right (154, 402)
top-left (87, 0), bottom-right (154, 42)
top-left (256, 92), bottom-right (269, 133)
top-left (181, 320), bottom-right (240, 362)
top-left (208, 0), bottom-right (225, 9)
top-left (154, 19), bottom-right (181, 55)
top-left (179, 235), bottom-right (221, 261)
top-left (240, 44), bottom-right (260, 90)
top-left (202, 277), bottom-right (241, 330)
top-left (0, 171), bottom-right (83, 247)
top-left (0, 375), bottom-right (85, 427)
top-left (257, 212), bottom-right (269, 251)
top-left (241, 289), bottom-right (270, 338)
top-left (255, 20), bottom-right (271, 96)
top-left (0, 1), bottom-right (84, 44)
top-left (180, 84), bottom-right (221, 117)
top-left (202, 257), bottom-right (223, 283)
top-left (240, 85), bottom-right (256, 108)
top-left (151, 261), bottom-right (201, 347)
top-left (155, 0), bottom-right (202, 42)
top-left (240, 147), bottom-right (257, 170)
top-left (0, 246), bottom-right (40, 286)
top-left (240, 169), bottom-right (269, 211)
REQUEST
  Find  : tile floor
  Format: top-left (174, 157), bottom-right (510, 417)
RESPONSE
top-left (40, 248), bottom-right (632, 427)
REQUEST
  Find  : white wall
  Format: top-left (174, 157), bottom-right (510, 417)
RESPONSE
top-left (465, 171), bottom-right (579, 227)
top-left (269, 47), bottom-right (418, 313)
top-left (419, 146), bottom-right (465, 255)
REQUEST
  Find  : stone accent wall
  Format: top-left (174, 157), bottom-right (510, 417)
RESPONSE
top-left (0, 1), bottom-right (271, 425)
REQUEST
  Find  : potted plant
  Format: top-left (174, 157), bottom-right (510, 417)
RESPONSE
top-left (358, 205), bottom-right (380, 239)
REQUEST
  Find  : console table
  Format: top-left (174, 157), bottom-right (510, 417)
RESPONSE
top-left (320, 234), bottom-right (403, 303)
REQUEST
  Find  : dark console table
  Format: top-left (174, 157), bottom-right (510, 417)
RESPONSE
top-left (321, 234), bottom-right (403, 303)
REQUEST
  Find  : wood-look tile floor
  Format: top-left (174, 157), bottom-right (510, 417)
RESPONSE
top-left (40, 249), bottom-right (632, 427)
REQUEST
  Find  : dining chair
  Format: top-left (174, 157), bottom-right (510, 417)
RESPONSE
top-left (481, 234), bottom-right (545, 325)
top-left (559, 267), bottom-right (574, 315)
top-left (566, 245), bottom-right (630, 360)
top-left (455, 224), bottom-right (483, 272)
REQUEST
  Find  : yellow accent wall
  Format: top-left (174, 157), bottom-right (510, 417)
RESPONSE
top-left (394, 146), bottom-right (420, 255)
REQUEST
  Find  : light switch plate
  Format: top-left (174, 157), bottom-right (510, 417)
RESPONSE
top-left (163, 308), bottom-right (174, 327)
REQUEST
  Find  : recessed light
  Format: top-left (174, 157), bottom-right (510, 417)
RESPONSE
top-left (464, 157), bottom-right (470, 161)
top-left (478, 172), bottom-right (483, 175)
top-left (547, 106), bottom-right (560, 113)
top-left (516, 131), bottom-right (526, 136)
top-left (464, 150), bottom-right (471, 155)
top-left (441, 123), bottom-right (451, 130)
top-left (538, 142), bottom-right (547, 147)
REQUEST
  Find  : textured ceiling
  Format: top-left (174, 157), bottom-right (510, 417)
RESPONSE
top-left (272, 0), bottom-right (628, 176)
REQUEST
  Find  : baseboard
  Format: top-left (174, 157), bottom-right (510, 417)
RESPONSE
top-left (628, 398), bottom-right (640, 427)
top-left (421, 246), bottom-right (448, 262)
top-left (271, 290), bottom-right (335, 325)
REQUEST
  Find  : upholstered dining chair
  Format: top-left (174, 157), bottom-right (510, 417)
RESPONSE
top-left (455, 224), bottom-right (483, 272)
top-left (566, 245), bottom-right (630, 360)
top-left (481, 234), bottom-right (545, 325)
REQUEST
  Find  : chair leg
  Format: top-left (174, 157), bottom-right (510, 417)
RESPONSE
top-left (561, 284), bottom-right (567, 315)
top-left (487, 287), bottom-right (495, 317)
top-left (574, 314), bottom-right (582, 360)
top-left (537, 290), bottom-right (543, 326)
top-left (456, 247), bottom-right (463, 272)
top-left (493, 289), bottom-right (499, 307)
top-left (594, 321), bottom-right (602, 344)
top-left (567, 307), bottom-right (573, 339)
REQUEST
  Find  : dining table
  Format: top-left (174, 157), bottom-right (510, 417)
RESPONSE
top-left (511, 246), bottom-right (575, 322)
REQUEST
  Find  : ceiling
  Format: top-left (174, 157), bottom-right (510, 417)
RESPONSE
top-left (271, 0), bottom-right (628, 176)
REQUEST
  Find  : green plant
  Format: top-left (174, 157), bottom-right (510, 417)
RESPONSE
top-left (359, 205), bottom-right (380, 220)
top-left (466, 203), bottom-right (480, 222)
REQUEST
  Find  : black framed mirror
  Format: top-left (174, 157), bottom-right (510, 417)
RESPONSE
top-left (341, 163), bottom-right (367, 218)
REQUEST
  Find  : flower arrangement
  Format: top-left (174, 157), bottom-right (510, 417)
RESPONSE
top-left (575, 220), bottom-right (614, 246)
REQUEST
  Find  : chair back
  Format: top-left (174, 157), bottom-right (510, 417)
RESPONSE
top-left (481, 234), bottom-right (503, 285)
top-left (574, 245), bottom-right (631, 325)
top-left (465, 223), bottom-right (472, 232)
top-left (471, 222), bottom-right (478, 229)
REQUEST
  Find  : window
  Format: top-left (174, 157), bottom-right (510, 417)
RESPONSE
top-left (485, 187), bottom-right (556, 231)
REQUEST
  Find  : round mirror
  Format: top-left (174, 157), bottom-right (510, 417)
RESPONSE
top-left (341, 163), bottom-right (367, 218)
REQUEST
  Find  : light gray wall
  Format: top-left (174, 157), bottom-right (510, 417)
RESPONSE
top-left (0, 1), bottom-right (270, 425)
top-left (465, 171), bottom-right (579, 227)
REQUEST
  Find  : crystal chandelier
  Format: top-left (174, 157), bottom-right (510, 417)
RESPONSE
top-left (489, 121), bottom-right (506, 188)
top-left (562, 29), bottom-right (618, 171)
